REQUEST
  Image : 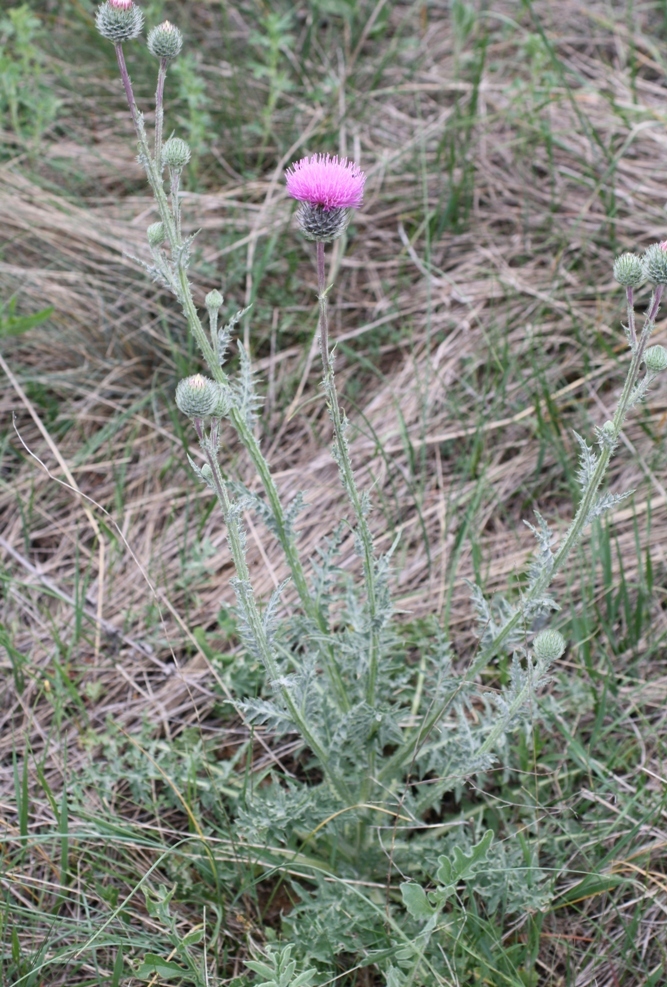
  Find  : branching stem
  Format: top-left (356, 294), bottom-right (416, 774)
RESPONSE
top-left (380, 285), bottom-right (663, 784)
top-left (196, 424), bottom-right (351, 803)
top-left (113, 46), bottom-right (350, 713)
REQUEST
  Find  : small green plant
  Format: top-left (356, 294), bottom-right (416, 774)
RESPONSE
top-left (0, 4), bottom-right (59, 152)
top-left (248, 9), bottom-right (295, 164)
top-left (0, 296), bottom-right (53, 338)
top-left (85, 0), bottom-right (667, 980)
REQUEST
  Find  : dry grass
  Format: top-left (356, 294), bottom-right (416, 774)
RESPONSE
top-left (2, 0), bottom-right (667, 983)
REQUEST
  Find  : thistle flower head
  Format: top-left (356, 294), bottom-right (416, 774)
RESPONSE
top-left (295, 203), bottom-right (349, 242)
top-left (211, 383), bottom-right (232, 419)
top-left (613, 252), bottom-right (644, 288)
top-left (533, 629), bottom-right (566, 663)
top-left (645, 344), bottom-right (667, 373)
top-left (96, 0), bottom-right (143, 43)
top-left (147, 222), bottom-right (165, 248)
top-left (175, 374), bottom-right (218, 418)
top-left (643, 241), bottom-right (667, 285)
top-left (163, 137), bottom-right (191, 170)
top-left (147, 20), bottom-right (183, 59)
top-left (285, 154), bottom-right (366, 211)
top-left (205, 289), bottom-right (223, 311)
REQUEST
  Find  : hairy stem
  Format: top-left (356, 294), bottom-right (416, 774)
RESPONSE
top-left (380, 286), bottom-right (662, 783)
top-left (626, 286), bottom-right (636, 349)
top-left (114, 43), bottom-right (140, 132)
top-left (316, 240), bottom-right (380, 707)
top-left (198, 427), bottom-right (351, 803)
top-left (154, 57), bottom-right (167, 172)
top-left (113, 51), bottom-right (351, 711)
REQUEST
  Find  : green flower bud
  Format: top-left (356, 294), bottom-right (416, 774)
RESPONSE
top-left (200, 463), bottom-right (213, 484)
top-left (175, 374), bottom-right (218, 418)
top-left (597, 420), bottom-right (617, 450)
top-left (613, 252), bottom-right (645, 288)
top-left (533, 629), bottom-right (566, 663)
top-left (211, 383), bottom-right (232, 419)
top-left (645, 345), bottom-right (667, 373)
top-left (205, 289), bottom-right (223, 311)
top-left (147, 222), bottom-right (166, 247)
top-left (643, 242), bottom-right (667, 286)
top-left (95, 0), bottom-right (144, 43)
top-left (296, 203), bottom-right (349, 242)
top-left (163, 137), bottom-right (191, 170)
top-left (147, 20), bottom-right (183, 59)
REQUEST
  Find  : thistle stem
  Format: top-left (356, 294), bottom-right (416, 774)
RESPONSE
top-left (114, 52), bottom-right (351, 712)
top-left (154, 57), bottom-right (167, 172)
top-left (197, 427), bottom-right (351, 803)
top-left (114, 44), bottom-right (140, 132)
top-left (316, 240), bottom-right (380, 707)
top-left (626, 286), bottom-right (637, 349)
top-left (380, 286), bottom-right (662, 784)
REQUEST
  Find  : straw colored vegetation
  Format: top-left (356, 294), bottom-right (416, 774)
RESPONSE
top-left (1, 0), bottom-right (667, 984)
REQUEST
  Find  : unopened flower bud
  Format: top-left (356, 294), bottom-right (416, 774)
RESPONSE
top-left (163, 137), bottom-right (191, 170)
top-left (645, 344), bottom-right (667, 373)
top-left (613, 252), bottom-right (644, 288)
top-left (597, 420), bottom-right (617, 450)
top-left (95, 0), bottom-right (144, 43)
top-left (147, 20), bottom-right (183, 59)
top-left (175, 374), bottom-right (218, 418)
top-left (205, 289), bottom-right (223, 311)
top-left (147, 222), bottom-right (166, 247)
top-left (200, 463), bottom-right (213, 484)
top-left (296, 202), bottom-right (349, 242)
top-left (643, 242), bottom-right (667, 285)
top-left (211, 383), bottom-right (232, 419)
top-left (533, 629), bottom-right (566, 663)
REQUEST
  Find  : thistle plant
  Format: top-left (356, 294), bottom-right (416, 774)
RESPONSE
top-left (95, 1), bottom-right (667, 976)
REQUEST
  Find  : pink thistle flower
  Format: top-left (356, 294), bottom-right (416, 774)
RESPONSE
top-left (660, 240), bottom-right (667, 251)
top-left (108, 0), bottom-right (133, 9)
top-left (285, 154), bottom-right (366, 211)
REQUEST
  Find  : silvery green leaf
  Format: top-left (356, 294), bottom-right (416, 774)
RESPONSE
top-left (436, 829), bottom-right (493, 887)
top-left (573, 430), bottom-right (597, 491)
top-left (628, 374), bottom-right (654, 409)
top-left (263, 578), bottom-right (290, 640)
top-left (174, 232), bottom-right (198, 268)
top-left (586, 488), bottom-right (633, 523)
top-left (524, 509), bottom-right (554, 586)
top-left (522, 594), bottom-right (560, 620)
top-left (186, 454), bottom-right (205, 481)
top-left (236, 697), bottom-right (295, 733)
top-left (400, 882), bottom-right (434, 920)
top-left (466, 582), bottom-right (521, 650)
top-left (234, 341), bottom-right (264, 427)
top-left (218, 304), bottom-right (251, 367)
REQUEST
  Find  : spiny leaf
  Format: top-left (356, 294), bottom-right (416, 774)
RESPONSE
top-left (586, 489), bottom-right (633, 524)
top-left (237, 697), bottom-right (295, 733)
top-left (218, 304), bottom-right (251, 366)
top-left (436, 829), bottom-right (493, 887)
top-left (573, 429), bottom-right (598, 492)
